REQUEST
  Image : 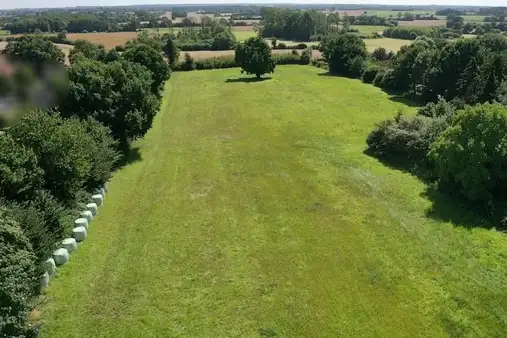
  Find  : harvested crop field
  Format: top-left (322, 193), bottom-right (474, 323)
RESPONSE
top-left (67, 32), bottom-right (138, 49)
top-left (398, 20), bottom-right (446, 27)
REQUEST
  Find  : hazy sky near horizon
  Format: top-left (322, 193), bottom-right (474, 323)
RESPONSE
top-left (0, 0), bottom-right (505, 10)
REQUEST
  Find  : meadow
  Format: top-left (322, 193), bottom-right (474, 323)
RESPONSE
top-left (40, 65), bottom-right (507, 337)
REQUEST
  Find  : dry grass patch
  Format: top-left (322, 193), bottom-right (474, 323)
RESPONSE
top-left (67, 32), bottom-right (138, 49)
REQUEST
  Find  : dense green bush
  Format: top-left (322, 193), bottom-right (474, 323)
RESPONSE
top-left (0, 206), bottom-right (38, 338)
top-left (0, 134), bottom-right (44, 202)
top-left (372, 70), bottom-right (386, 87)
top-left (361, 66), bottom-right (381, 84)
top-left (8, 110), bottom-right (93, 204)
top-left (2, 36), bottom-right (65, 72)
top-left (235, 37), bottom-right (275, 79)
top-left (300, 47), bottom-right (312, 64)
top-left (163, 38), bottom-right (180, 68)
top-left (62, 57), bottom-right (159, 147)
top-left (211, 32), bottom-right (236, 50)
top-left (371, 47), bottom-right (390, 61)
top-left (178, 41), bottom-right (213, 51)
top-left (122, 41), bottom-right (171, 96)
top-left (429, 104), bottom-right (507, 204)
top-left (320, 33), bottom-right (367, 76)
top-left (69, 39), bottom-right (106, 63)
top-left (180, 53), bottom-right (196, 71)
top-left (417, 97), bottom-right (457, 117)
top-left (383, 26), bottom-right (441, 40)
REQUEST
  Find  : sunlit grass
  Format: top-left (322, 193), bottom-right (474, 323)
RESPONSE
top-left (40, 66), bottom-right (507, 337)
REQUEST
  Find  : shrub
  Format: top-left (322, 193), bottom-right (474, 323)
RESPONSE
top-left (371, 47), bottom-right (389, 61)
top-left (417, 97), bottom-right (457, 117)
top-left (8, 110), bottom-right (93, 205)
top-left (122, 41), bottom-right (171, 96)
top-left (320, 33), bottom-right (367, 77)
top-left (178, 41), bottom-right (213, 51)
top-left (0, 134), bottom-right (44, 202)
top-left (361, 66), bottom-right (381, 84)
top-left (211, 32), bottom-right (235, 50)
top-left (349, 56), bottom-right (366, 78)
top-left (2, 35), bottom-right (65, 72)
top-left (0, 207), bottom-right (39, 338)
top-left (62, 57), bottom-right (159, 147)
top-left (300, 47), bottom-right (312, 64)
top-left (235, 37), bottom-right (275, 79)
top-left (181, 52), bottom-right (196, 71)
top-left (372, 69), bottom-right (386, 87)
top-left (163, 38), bottom-right (179, 68)
top-left (429, 104), bottom-right (507, 204)
top-left (296, 43), bottom-right (308, 49)
top-left (291, 49), bottom-right (299, 55)
top-left (277, 42), bottom-right (287, 49)
top-left (81, 118), bottom-right (119, 190)
top-left (115, 45), bottom-right (126, 52)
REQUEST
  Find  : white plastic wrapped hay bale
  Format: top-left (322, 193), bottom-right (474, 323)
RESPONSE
top-left (53, 248), bottom-right (69, 266)
top-left (40, 272), bottom-right (49, 288)
top-left (80, 210), bottom-right (93, 223)
top-left (62, 238), bottom-right (77, 253)
top-left (72, 226), bottom-right (87, 242)
top-left (103, 182), bottom-right (108, 193)
top-left (96, 187), bottom-right (106, 200)
top-left (92, 194), bottom-right (103, 206)
top-left (86, 202), bottom-right (98, 215)
top-left (42, 258), bottom-right (56, 276)
top-left (74, 218), bottom-right (89, 230)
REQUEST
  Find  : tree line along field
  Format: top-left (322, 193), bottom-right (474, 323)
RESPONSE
top-left (39, 65), bottom-right (507, 337)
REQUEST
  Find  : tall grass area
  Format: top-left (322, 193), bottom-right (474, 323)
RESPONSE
top-left (40, 66), bottom-right (507, 337)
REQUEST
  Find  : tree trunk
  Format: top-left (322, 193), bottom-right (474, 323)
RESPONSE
top-left (256, 73), bottom-right (261, 79)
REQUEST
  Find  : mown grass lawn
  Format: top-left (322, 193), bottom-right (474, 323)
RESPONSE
top-left (40, 66), bottom-right (507, 337)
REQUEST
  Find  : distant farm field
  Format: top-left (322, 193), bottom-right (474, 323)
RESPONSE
top-left (350, 25), bottom-right (386, 35)
top-left (67, 32), bottom-right (138, 49)
top-left (398, 20), bottom-right (446, 27)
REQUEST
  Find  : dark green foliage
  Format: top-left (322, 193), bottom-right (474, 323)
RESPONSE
top-left (417, 97), bottom-right (457, 117)
top-left (122, 41), bottom-right (171, 96)
top-left (429, 104), bottom-right (507, 204)
top-left (261, 8), bottom-right (323, 41)
top-left (8, 190), bottom-right (73, 264)
top-left (2, 35), bottom-right (65, 72)
top-left (349, 56), bottom-right (366, 78)
top-left (163, 38), bottom-right (180, 68)
top-left (300, 47), bottom-right (312, 64)
top-left (0, 134), bottom-right (44, 202)
top-left (361, 66), bottom-right (381, 84)
top-left (181, 52), bottom-right (196, 71)
top-left (235, 37), bottom-right (275, 79)
top-left (372, 70), bottom-right (386, 87)
top-left (69, 39), bottom-right (106, 63)
top-left (211, 32), bottom-right (236, 50)
top-left (8, 110), bottom-right (93, 205)
top-left (0, 206), bottom-right (38, 338)
top-left (371, 47), bottom-right (389, 61)
top-left (62, 57), bottom-right (159, 146)
top-left (320, 33), bottom-right (367, 76)
top-left (81, 118), bottom-right (119, 190)
top-left (277, 42), bottom-right (287, 49)
top-left (383, 26), bottom-right (442, 40)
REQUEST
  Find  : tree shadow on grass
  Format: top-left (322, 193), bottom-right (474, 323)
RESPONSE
top-left (363, 148), bottom-right (497, 230)
top-left (225, 77), bottom-right (272, 83)
top-left (389, 95), bottom-right (422, 108)
top-left (114, 146), bottom-right (142, 170)
top-left (421, 186), bottom-right (495, 230)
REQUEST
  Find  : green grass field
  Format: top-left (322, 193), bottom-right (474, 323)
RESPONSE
top-left (0, 30), bottom-right (9, 35)
top-left (350, 25), bottom-right (386, 35)
top-left (40, 66), bottom-right (507, 337)
top-left (233, 29), bottom-right (258, 41)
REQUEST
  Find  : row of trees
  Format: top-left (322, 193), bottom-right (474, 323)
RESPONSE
top-left (0, 34), bottom-right (170, 336)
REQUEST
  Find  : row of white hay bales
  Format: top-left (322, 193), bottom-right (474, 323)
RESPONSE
top-left (40, 183), bottom-right (108, 287)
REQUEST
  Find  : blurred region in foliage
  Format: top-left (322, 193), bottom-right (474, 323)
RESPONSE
top-left (0, 56), bottom-right (68, 129)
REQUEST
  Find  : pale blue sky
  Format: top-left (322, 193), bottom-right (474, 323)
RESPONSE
top-left (0, 0), bottom-right (504, 10)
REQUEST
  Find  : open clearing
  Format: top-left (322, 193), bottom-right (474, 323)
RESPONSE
top-left (40, 66), bottom-right (507, 337)
top-left (398, 20), bottom-right (446, 27)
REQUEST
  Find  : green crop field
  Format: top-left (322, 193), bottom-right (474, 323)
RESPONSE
top-left (40, 66), bottom-right (507, 337)
top-left (351, 25), bottom-right (386, 35)
top-left (0, 30), bottom-right (9, 35)
top-left (233, 28), bottom-right (258, 41)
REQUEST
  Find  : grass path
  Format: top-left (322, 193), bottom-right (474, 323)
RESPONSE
top-left (41, 66), bottom-right (507, 337)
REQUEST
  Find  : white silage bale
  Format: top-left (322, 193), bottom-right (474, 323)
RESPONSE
top-left (42, 258), bottom-right (56, 276)
top-left (86, 203), bottom-right (98, 215)
top-left (74, 218), bottom-right (89, 230)
top-left (92, 194), bottom-right (104, 206)
top-left (53, 248), bottom-right (69, 266)
top-left (62, 238), bottom-right (77, 253)
top-left (80, 210), bottom-right (93, 223)
top-left (40, 272), bottom-right (49, 288)
top-left (103, 182), bottom-right (108, 193)
top-left (73, 226), bottom-right (87, 242)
